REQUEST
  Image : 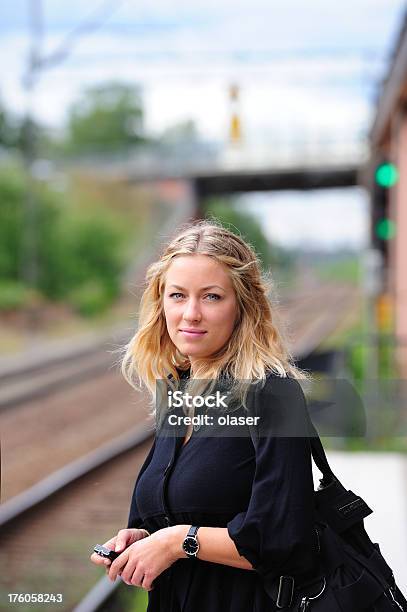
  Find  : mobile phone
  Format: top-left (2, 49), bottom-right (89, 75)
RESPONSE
top-left (93, 544), bottom-right (120, 562)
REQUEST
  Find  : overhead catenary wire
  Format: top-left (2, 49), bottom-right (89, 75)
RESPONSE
top-left (23, 0), bottom-right (130, 84)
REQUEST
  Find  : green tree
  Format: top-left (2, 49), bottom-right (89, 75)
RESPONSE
top-left (205, 198), bottom-right (293, 272)
top-left (66, 82), bottom-right (145, 154)
top-left (0, 168), bottom-right (25, 279)
top-left (0, 94), bottom-right (49, 156)
top-left (0, 98), bottom-right (22, 149)
top-left (159, 120), bottom-right (198, 145)
top-left (0, 166), bottom-right (130, 315)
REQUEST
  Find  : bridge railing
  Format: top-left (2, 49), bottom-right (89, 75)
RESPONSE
top-left (65, 137), bottom-right (368, 179)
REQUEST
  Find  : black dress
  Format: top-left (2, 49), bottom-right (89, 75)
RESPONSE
top-left (127, 373), bottom-right (319, 611)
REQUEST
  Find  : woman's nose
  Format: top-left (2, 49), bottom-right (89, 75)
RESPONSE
top-left (182, 299), bottom-right (201, 322)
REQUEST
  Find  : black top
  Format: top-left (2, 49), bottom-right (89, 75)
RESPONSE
top-left (127, 373), bottom-right (319, 611)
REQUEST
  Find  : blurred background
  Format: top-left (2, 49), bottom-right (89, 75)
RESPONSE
top-left (1, 1), bottom-right (407, 610)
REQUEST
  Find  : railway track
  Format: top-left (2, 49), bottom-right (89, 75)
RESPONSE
top-left (0, 325), bottom-right (131, 411)
top-left (285, 283), bottom-right (361, 358)
top-left (0, 430), bottom-right (154, 612)
top-left (0, 281), bottom-right (360, 611)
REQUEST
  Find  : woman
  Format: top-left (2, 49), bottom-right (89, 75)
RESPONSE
top-left (90, 220), bottom-right (319, 611)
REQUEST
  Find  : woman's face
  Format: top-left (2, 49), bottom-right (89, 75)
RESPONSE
top-left (163, 254), bottom-right (238, 368)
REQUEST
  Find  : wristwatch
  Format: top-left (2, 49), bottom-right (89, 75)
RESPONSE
top-left (182, 526), bottom-right (200, 559)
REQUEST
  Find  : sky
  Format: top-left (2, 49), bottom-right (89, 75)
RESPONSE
top-left (0, 0), bottom-right (405, 249)
top-left (235, 188), bottom-right (370, 252)
top-left (1, 0), bottom-right (404, 141)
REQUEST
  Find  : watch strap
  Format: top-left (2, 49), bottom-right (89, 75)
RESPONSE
top-left (187, 525), bottom-right (200, 538)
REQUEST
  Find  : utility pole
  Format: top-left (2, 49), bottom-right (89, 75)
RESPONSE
top-left (20, 0), bottom-right (43, 328)
top-left (361, 247), bottom-right (383, 444)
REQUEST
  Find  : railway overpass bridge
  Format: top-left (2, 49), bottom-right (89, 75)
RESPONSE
top-left (75, 139), bottom-right (367, 215)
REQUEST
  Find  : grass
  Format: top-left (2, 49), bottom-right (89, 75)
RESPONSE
top-left (106, 585), bottom-right (148, 611)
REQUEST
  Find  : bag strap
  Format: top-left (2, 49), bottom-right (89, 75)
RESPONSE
top-left (307, 420), bottom-right (337, 485)
top-left (300, 382), bottom-right (337, 484)
top-left (247, 417), bottom-right (337, 487)
top-left (251, 376), bottom-right (339, 485)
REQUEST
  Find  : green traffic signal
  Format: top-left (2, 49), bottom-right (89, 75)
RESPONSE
top-left (375, 162), bottom-right (399, 188)
top-left (376, 218), bottom-right (396, 240)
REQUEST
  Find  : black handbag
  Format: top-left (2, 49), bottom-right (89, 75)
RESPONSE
top-left (271, 429), bottom-right (407, 611)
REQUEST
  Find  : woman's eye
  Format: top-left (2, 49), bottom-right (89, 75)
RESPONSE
top-left (168, 292), bottom-right (220, 301)
top-left (205, 293), bottom-right (221, 301)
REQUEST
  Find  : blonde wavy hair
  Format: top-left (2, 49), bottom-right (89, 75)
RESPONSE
top-left (121, 219), bottom-right (309, 412)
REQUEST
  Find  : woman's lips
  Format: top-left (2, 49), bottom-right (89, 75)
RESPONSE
top-left (179, 329), bottom-right (207, 338)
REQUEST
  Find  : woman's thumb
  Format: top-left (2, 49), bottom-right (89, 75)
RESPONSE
top-left (115, 535), bottom-right (126, 552)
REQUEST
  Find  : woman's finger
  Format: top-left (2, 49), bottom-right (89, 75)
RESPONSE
top-left (129, 565), bottom-right (146, 588)
top-left (102, 536), bottom-right (117, 549)
top-left (141, 574), bottom-right (154, 591)
top-left (120, 562), bottom-right (137, 585)
top-left (108, 551), bottom-right (128, 582)
top-left (90, 552), bottom-right (109, 566)
top-left (114, 529), bottom-right (131, 553)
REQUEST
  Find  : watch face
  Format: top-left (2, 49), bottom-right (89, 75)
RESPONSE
top-left (183, 536), bottom-right (199, 556)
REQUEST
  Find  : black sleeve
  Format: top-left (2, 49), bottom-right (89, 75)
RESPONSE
top-left (127, 436), bottom-right (156, 530)
top-left (226, 376), bottom-right (316, 591)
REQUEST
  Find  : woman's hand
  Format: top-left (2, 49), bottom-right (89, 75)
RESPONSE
top-left (107, 525), bottom-right (188, 591)
top-left (90, 528), bottom-right (149, 572)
